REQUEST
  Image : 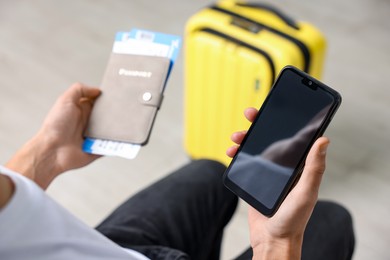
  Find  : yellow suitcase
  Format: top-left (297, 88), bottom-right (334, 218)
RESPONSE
top-left (184, 1), bottom-right (326, 165)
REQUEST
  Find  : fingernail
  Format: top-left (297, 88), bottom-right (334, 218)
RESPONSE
top-left (320, 142), bottom-right (329, 155)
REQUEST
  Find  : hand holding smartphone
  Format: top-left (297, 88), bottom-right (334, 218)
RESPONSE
top-left (223, 66), bottom-right (341, 216)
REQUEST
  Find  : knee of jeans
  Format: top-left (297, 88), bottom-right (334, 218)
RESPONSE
top-left (191, 159), bottom-right (227, 178)
top-left (316, 200), bottom-right (355, 235)
top-left (326, 201), bottom-right (352, 222)
top-left (190, 159), bottom-right (237, 198)
top-left (323, 201), bottom-right (356, 255)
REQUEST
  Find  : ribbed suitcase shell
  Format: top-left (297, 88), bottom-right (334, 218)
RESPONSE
top-left (184, 1), bottom-right (326, 165)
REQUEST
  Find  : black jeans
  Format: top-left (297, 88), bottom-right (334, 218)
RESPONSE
top-left (96, 160), bottom-right (355, 260)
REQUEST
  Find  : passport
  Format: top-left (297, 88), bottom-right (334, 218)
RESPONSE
top-left (83, 29), bottom-right (181, 159)
top-left (85, 53), bottom-right (170, 145)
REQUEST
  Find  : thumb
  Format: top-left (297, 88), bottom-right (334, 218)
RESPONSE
top-left (80, 85), bottom-right (101, 100)
top-left (297, 137), bottom-right (330, 194)
top-left (65, 82), bottom-right (101, 102)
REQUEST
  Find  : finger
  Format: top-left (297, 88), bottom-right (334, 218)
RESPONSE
top-left (79, 98), bottom-right (94, 127)
top-left (231, 130), bottom-right (247, 144)
top-left (296, 137), bottom-right (330, 194)
top-left (244, 107), bottom-right (258, 123)
top-left (80, 84), bottom-right (101, 100)
top-left (65, 82), bottom-right (101, 103)
top-left (69, 150), bottom-right (102, 170)
top-left (70, 83), bottom-right (100, 128)
top-left (226, 145), bottom-right (239, 158)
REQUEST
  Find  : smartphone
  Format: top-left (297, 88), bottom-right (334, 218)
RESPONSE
top-left (223, 66), bottom-right (342, 216)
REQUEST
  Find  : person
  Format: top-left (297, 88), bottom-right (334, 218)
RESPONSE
top-left (0, 83), bottom-right (355, 260)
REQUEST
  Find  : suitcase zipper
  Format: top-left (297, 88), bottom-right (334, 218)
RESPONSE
top-left (199, 28), bottom-right (276, 82)
top-left (210, 6), bottom-right (311, 73)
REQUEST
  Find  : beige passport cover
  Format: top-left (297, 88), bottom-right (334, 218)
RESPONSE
top-left (85, 53), bottom-right (170, 144)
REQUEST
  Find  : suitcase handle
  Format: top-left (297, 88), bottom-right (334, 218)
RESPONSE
top-left (236, 2), bottom-right (299, 30)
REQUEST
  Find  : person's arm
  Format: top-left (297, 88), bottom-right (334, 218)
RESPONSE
top-left (227, 107), bottom-right (329, 260)
top-left (5, 83), bottom-right (101, 190)
top-left (0, 174), bottom-right (14, 209)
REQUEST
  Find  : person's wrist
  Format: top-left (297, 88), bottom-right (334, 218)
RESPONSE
top-left (252, 235), bottom-right (303, 260)
top-left (6, 132), bottom-right (60, 189)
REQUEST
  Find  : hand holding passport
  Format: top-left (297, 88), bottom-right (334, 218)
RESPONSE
top-left (83, 29), bottom-right (181, 159)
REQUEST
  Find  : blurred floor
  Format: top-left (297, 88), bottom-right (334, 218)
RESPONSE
top-left (0, 0), bottom-right (389, 259)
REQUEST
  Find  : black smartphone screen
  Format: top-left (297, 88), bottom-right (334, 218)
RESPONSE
top-left (223, 66), bottom-right (341, 216)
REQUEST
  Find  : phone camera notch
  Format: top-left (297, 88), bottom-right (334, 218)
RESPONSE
top-left (302, 78), bottom-right (317, 90)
